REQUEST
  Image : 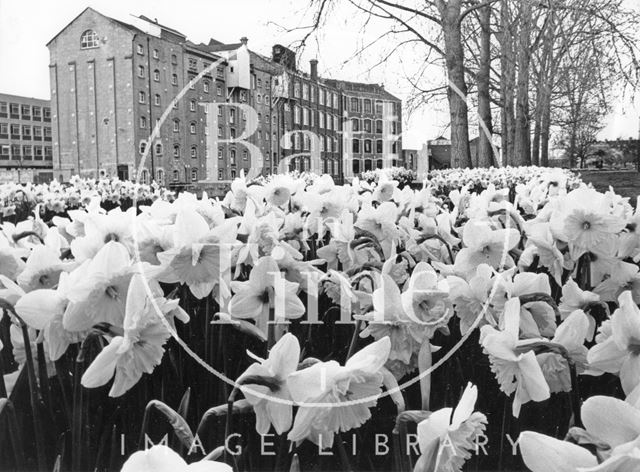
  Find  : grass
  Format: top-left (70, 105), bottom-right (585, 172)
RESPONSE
top-left (577, 170), bottom-right (640, 207)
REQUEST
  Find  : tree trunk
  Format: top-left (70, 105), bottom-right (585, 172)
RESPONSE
top-left (477, 3), bottom-right (494, 168)
top-left (437, 0), bottom-right (472, 168)
top-left (514, 0), bottom-right (532, 166)
top-left (499, 0), bottom-right (516, 165)
top-left (540, 96), bottom-right (551, 166)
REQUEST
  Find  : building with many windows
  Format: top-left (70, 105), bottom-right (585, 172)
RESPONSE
top-left (0, 93), bottom-right (53, 183)
top-left (47, 8), bottom-right (404, 185)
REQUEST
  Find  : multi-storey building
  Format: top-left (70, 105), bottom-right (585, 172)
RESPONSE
top-left (47, 8), bottom-right (227, 185)
top-left (47, 8), bottom-right (404, 185)
top-left (0, 93), bottom-right (53, 183)
top-left (326, 80), bottom-right (402, 177)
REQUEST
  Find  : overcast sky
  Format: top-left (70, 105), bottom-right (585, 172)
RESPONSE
top-left (0, 0), bottom-right (638, 148)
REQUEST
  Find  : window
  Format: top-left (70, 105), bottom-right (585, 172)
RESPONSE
top-left (265, 95), bottom-right (269, 103)
top-left (173, 119), bottom-right (179, 132)
top-left (0, 102), bottom-right (7, 117)
top-left (376, 120), bottom-right (383, 134)
top-left (203, 81), bottom-right (209, 93)
top-left (311, 86), bottom-right (316, 103)
top-left (190, 122), bottom-right (196, 134)
top-left (157, 169), bottom-right (165, 184)
top-left (376, 139), bottom-right (383, 153)
top-left (154, 94), bottom-right (160, 106)
top-left (137, 44), bottom-right (144, 55)
top-left (137, 65), bottom-right (145, 78)
top-left (139, 91), bottom-right (146, 103)
top-left (44, 146), bottom-right (52, 160)
top-left (140, 116), bottom-right (147, 129)
top-left (173, 170), bottom-right (179, 182)
top-left (217, 67), bottom-right (224, 78)
top-left (240, 90), bottom-right (246, 101)
top-left (392, 142), bottom-right (398, 153)
top-left (140, 169), bottom-right (149, 184)
top-left (155, 143), bottom-right (163, 155)
top-left (21, 105), bottom-right (30, 118)
top-left (364, 119), bottom-right (371, 133)
top-left (218, 148), bottom-right (223, 159)
top-left (32, 106), bottom-right (41, 120)
top-left (319, 89), bottom-right (325, 106)
top-left (0, 145), bottom-right (9, 159)
top-left (34, 146), bottom-right (43, 160)
top-left (364, 99), bottom-right (372, 113)
top-left (230, 149), bottom-right (236, 164)
top-left (303, 83), bottom-right (309, 100)
top-left (11, 145), bottom-right (20, 157)
top-left (351, 118), bottom-right (359, 132)
top-left (153, 69), bottom-right (160, 81)
top-left (173, 145), bottom-right (180, 158)
top-left (364, 139), bottom-right (372, 153)
top-left (43, 107), bottom-right (51, 121)
top-left (10, 124), bottom-right (20, 138)
top-left (191, 169), bottom-right (198, 181)
top-left (376, 101), bottom-right (383, 114)
top-left (150, 48), bottom-right (158, 59)
top-left (231, 169), bottom-right (236, 179)
top-left (230, 128), bottom-right (236, 139)
top-left (191, 146), bottom-right (197, 158)
top-left (352, 138), bottom-right (360, 153)
top-left (0, 123), bottom-right (7, 138)
top-left (22, 125), bottom-right (31, 139)
top-left (23, 145), bottom-right (32, 159)
top-left (190, 100), bottom-right (196, 112)
top-left (171, 54), bottom-right (178, 64)
top-left (303, 108), bottom-right (309, 126)
top-left (81, 30), bottom-right (99, 49)
top-left (257, 94), bottom-right (262, 104)
top-left (10, 103), bottom-right (19, 118)
top-left (294, 82), bottom-right (300, 98)
top-left (171, 74), bottom-right (178, 85)
top-left (218, 126), bottom-right (222, 137)
top-left (243, 150), bottom-right (248, 160)
top-left (218, 169), bottom-right (223, 179)
top-left (294, 106), bottom-right (300, 124)
top-left (350, 98), bottom-right (359, 112)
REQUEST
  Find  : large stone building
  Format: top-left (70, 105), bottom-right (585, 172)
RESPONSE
top-left (47, 8), bottom-right (404, 185)
top-left (0, 93), bottom-right (53, 183)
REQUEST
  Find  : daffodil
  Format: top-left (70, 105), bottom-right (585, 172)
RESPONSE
top-left (227, 256), bottom-right (305, 339)
top-left (414, 383), bottom-right (488, 472)
top-left (587, 290), bottom-right (640, 394)
top-left (454, 220), bottom-right (520, 275)
top-left (238, 333), bottom-right (300, 435)
top-left (81, 274), bottom-right (184, 397)
top-left (286, 336), bottom-right (391, 448)
top-left (480, 297), bottom-right (550, 417)
top-left (121, 445), bottom-right (231, 472)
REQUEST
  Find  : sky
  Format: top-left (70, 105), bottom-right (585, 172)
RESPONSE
top-left (0, 0), bottom-right (638, 148)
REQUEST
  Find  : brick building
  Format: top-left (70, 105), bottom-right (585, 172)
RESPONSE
top-left (0, 93), bottom-right (53, 183)
top-left (47, 8), bottom-right (404, 185)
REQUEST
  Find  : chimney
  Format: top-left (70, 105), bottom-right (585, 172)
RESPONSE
top-left (240, 37), bottom-right (248, 46)
top-left (310, 59), bottom-right (318, 80)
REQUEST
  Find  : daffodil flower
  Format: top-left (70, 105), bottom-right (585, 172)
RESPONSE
top-left (228, 256), bottom-right (305, 339)
top-left (286, 336), bottom-right (391, 448)
top-left (238, 332), bottom-right (300, 435)
top-left (453, 220), bottom-right (520, 275)
top-left (480, 297), bottom-right (550, 417)
top-left (81, 273), bottom-right (185, 397)
top-left (121, 444), bottom-right (231, 472)
top-left (414, 383), bottom-right (487, 472)
top-left (587, 290), bottom-right (640, 394)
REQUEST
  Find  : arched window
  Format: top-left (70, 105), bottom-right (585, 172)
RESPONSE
top-left (153, 69), bottom-right (160, 81)
top-left (191, 146), bottom-right (197, 158)
top-left (352, 138), bottom-right (360, 153)
top-left (376, 159), bottom-right (383, 169)
top-left (191, 169), bottom-right (198, 181)
top-left (173, 119), bottom-right (179, 132)
top-left (376, 139), bottom-right (383, 153)
top-left (364, 139), bottom-right (372, 153)
top-left (173, 144), bottom-right (180, 158)
top-left (155, 143), bottom-right (163, 155)
top-left (190, 122), bottom-right (196, 134)
top-left (375, 120), bottom-right (383, 134)
top-left (351, 118), bottom-right (359, 132)
top-left (352, 159), bottom-right (360, 174)
top-left (172, 170), bottom-right (179, 182)
top-left (156, 169), bottom-right (165, 184)
top-left (140, 169), bottom-right (149, 184)
top-left (80, 30), bottom-right (99, 49)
